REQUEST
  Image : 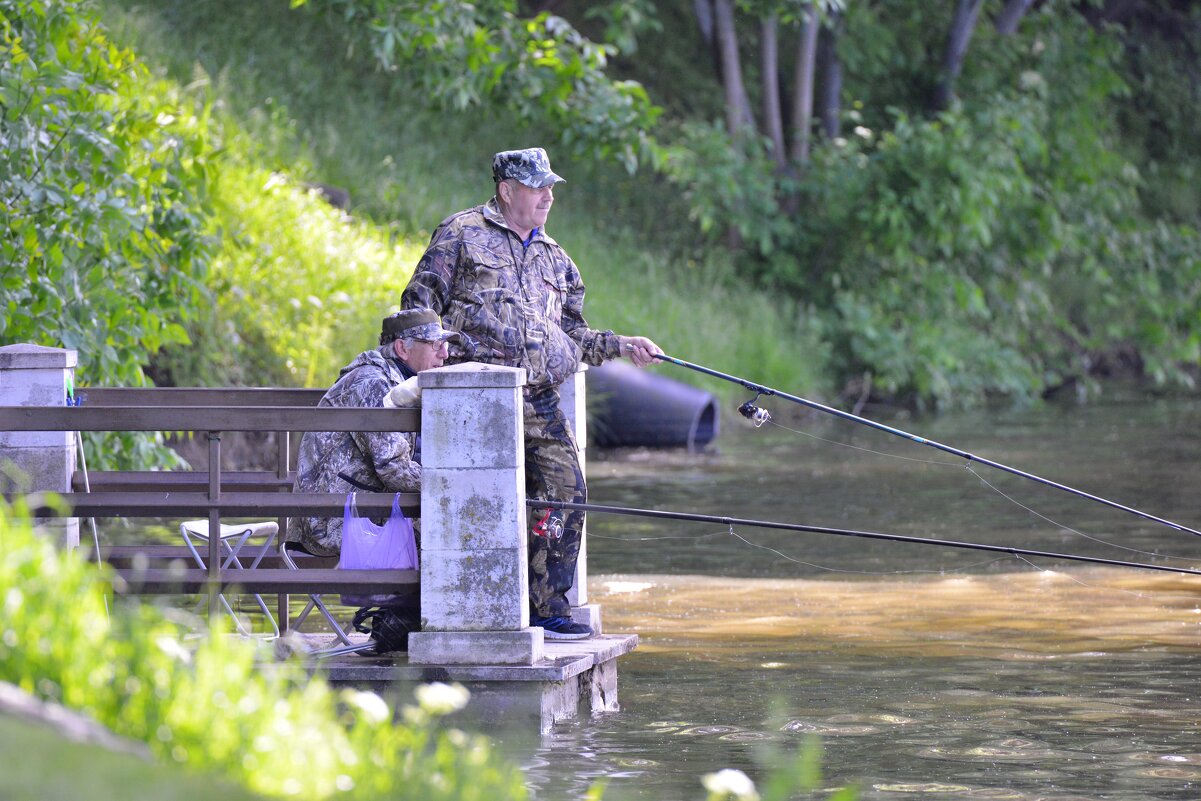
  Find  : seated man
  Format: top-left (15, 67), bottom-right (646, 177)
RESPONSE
top-left (286, 308), bottom-right (453, 556)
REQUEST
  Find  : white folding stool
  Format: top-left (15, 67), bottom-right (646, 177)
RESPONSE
top-left (179, 520), bottom-right (280, 637)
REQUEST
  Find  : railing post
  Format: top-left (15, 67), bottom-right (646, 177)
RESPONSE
top-left (559, 364), bottom-right (598, 630)
top-left (207, 432), bottom-right (222, 622)
top-left (409, 363), bottom-right (543, 665)
top-left (0, 344), bottom-right (79, 549)
top-left (275, 429), bottom-right (290, 632)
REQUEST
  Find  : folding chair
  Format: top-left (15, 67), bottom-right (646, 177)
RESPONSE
top-left (279, 540), bottom-right (354, 646)
top-left (179, 520), bottom-right (280, 637)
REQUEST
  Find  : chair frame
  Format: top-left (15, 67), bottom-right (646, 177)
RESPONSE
top-left (180, 520), bottom-right (281, 637)
top-left (279, 540), bottom-right (354, 645)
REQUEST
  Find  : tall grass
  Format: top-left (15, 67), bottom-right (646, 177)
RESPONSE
top-left (99, 0), bottom-right (827, 402)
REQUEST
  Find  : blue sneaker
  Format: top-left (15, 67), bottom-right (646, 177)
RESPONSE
top-left (531, 614), bottom-right (593, 641)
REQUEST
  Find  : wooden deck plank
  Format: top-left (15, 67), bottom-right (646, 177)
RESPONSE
top-left (302, 634), bottom-right (640, 684)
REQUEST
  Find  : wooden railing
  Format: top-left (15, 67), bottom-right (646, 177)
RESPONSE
top-left (0, 387), bottom-right (421, 626)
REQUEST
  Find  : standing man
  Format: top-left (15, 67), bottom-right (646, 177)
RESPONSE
top-left (401, 147), bottom-right (662, 640)
top-left (287, 308), bottom-right (454, 557)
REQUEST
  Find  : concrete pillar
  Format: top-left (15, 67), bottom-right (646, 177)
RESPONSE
top-left (559, 364), bottom-right (601, 634)
top-left (0, 344), bottom-right (79, 548)
top-left (409, 363), bottom-right (544, 665)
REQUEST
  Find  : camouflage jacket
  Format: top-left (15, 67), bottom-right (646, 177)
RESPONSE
top-left (285, 347), bottom-right (421, 557)
top-left (401, 198), bottom-right (622, 389)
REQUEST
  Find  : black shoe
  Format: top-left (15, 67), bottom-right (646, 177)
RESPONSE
top-left (531, 614), bottom-right (593, 641)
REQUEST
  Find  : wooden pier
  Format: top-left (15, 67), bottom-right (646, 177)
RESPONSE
top-left (0, 344), bottom-right (635, 733)
top-left (291, 632), bottom-right (639, 733)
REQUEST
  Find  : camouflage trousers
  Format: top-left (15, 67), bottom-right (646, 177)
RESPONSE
top-left (525, 386), bottom-right (586, 618)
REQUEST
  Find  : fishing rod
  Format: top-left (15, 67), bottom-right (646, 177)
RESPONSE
top-left (530, 499), bottom-right (1201, 579)
top-left (653, 353), bottom-right (1201, 540)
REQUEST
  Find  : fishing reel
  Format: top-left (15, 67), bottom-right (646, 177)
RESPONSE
top-left (738, 396), bottom-right (771, 428)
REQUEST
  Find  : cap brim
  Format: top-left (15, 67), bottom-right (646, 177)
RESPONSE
top-left (522, 171), bottom-right (565, 189)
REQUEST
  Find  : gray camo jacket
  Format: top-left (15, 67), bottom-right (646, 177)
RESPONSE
top-left (285, 347), bottom-right (420, 557)
top-left (401, 198), bottom-right (622, 389)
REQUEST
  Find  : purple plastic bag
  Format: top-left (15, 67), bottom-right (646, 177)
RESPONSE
top-left (338, 492), bottom-right (418, 606)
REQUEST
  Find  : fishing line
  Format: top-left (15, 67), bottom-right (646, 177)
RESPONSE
top-left (530, 498), bottom-right (1201, 580)
top-left (591, 527), bottom-right (1010, 576)
top-left (765, 410), bottom-right (1190, 564)
top-left (722, 523), bottom-right (1017, 576)
top-left (963, 464), bottom-right (1191, 563)
top-left (653, 353), bottom-right (1201, 540)
top-left (765, 418), bottom-right (963, 467)
top-left (1011, 554), bottom-right (1150, 600)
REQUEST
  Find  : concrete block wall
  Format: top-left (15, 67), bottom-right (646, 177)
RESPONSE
top-left (0, 345), bottom-right (79, 548)
top-left (409, 363), bottom-right (545, 665)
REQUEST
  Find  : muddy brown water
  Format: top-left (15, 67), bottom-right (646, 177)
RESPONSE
top-left (517, 392), bottom-right (1201, 801)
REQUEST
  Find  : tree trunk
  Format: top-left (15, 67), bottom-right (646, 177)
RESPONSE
top-left (788, 2), bottom-right (820, 165)
top-left (714, 0), bottom-right (755, 137)
top-left (1081, 0), bottom-right (1140, 26)
top-left (693, 0), bottom-right (725, 80)
top-left (761, 15), bottom-right (787, 167)
top-left (931, 0), bottom-right (985, 112)
top-left (818, 10), bottom-right (844, 139)
top-left (693, 0), bottom-right (715, 46)
top-left (995, 0), bottom-right (1034, 35)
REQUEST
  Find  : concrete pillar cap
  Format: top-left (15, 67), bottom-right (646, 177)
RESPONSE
top-left (419, 362), bottom-right (526, 389)
top-left (0, 344), bottom-right (78, 370)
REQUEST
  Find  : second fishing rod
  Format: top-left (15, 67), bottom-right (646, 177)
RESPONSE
top-left (653, 353), bottom-right (1201, 540)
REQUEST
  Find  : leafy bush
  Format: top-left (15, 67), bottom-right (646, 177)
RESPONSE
top-left (1, 0), bottom-right (216, 466)
top-left (155, 156), bottom-right (423, 389)
top-left (0, 500), bottom-right (528, 800)
top-left (96, 0), bottom-right (827, 411)
top-left (299, 0), bottom-right (661, 172)
top-left (0, 0), bottom-right (213, 378)
top-left (661, 7), bottom-right (1201, 408)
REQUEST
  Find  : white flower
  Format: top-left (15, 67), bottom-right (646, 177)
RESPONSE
top-left (343, 690), bottom-right (391, 725)
top-left (702, 768), bottom-right (760, 800)
top-left (853, 125), bottom-right (873, 140)
top-left (155, 636), bottom-right (192, 664)
top-left (414, 682), bottom-right (470, 716)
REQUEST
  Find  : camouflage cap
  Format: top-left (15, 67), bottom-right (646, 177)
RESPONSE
top-left (381, 308), bottom-right (456, 345)
top-left (491, 147), bottom-right (565, 189)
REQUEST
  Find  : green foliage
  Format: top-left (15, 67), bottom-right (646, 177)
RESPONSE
top-left (0, 500), bottom-right (528, 800)
top-left (659, 120), bottom-right (793, 257)
top-left (1114, 6), bottom-right (1201, 223)
top-left (156, 156), bottom-right (423, 389)
top-left (96, 0), bottom-right (824, 411)
top-left (583, 0), bottom-right (662, 57)
top-left (0, 0), bottom-right (215, 465)
top-left (295, 0), bottom-right (661, 172)
top-left (661, 4), bottom-right (1201, 408)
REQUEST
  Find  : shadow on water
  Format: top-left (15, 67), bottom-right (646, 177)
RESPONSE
top-left (520, 392), bottom-right (1201, 801)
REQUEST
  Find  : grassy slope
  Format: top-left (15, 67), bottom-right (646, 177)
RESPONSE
top-left (98, 0), bottom-right (827, 402)
top-left (0, 715), bottom-right (268, 801)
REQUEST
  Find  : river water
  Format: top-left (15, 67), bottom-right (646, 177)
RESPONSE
top-left (519, 391), bottom-right (1201, 801)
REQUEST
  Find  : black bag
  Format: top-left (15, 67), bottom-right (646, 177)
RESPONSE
top-left (352, 605), bottom-right (420, 655)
